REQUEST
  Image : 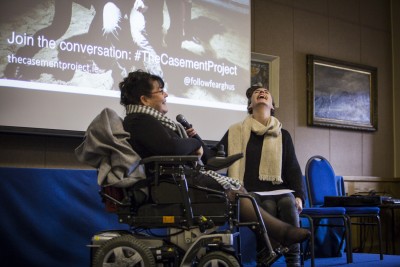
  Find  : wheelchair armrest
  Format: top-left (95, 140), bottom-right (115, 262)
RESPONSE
top-left (140, 155), bottom-right (200, 165)
top-left (205, 153), bottom-right (243, 171)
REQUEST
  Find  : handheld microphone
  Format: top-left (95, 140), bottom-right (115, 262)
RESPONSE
top-left (176, 114), bottom-right (192, 129)
top-left (176, 114), bottom-right (205, 144)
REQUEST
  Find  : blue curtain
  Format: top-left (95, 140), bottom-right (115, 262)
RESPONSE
top-left (0, 167), bottom-right (128, 267)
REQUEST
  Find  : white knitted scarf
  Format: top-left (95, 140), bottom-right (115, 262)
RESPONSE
top-left (227, 115), bottom-right (283, 185)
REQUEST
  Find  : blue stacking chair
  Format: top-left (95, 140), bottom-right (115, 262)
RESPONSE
top-left (300, 156), bottom-right (353, 267)
top-left (320, 156), bottom-right (384, 260)
top-left (305, 155), bottom-right (384, 262)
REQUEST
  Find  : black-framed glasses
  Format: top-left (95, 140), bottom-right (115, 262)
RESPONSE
top-left (150, 89), bottom-right (165, 95)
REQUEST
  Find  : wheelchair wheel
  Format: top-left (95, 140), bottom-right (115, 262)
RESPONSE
top-left (92, 235), bottom-right (155, 267)
top-left (197, 251), bottom-right (240, 267)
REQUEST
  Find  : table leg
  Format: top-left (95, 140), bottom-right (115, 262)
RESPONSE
top-left (392, 207), bottom-right (395, 254)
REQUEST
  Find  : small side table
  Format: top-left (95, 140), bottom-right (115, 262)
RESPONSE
top-left (379, 203), bottom-right (400, 254)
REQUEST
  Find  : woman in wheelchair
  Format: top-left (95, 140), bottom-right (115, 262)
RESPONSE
top-left (118, 70), bottom-right (310, 258)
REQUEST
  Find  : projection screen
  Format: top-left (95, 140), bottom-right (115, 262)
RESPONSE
top-left (0, 0), bottom-right (250, 140)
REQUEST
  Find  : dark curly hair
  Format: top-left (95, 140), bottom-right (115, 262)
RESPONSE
top-left (119, 70), bottom-right (164, 107)
top-left (245, 83), bottom-right (275, 116)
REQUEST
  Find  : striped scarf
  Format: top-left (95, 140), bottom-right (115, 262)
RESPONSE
top-left (126, 105), bottom-right (187, 138)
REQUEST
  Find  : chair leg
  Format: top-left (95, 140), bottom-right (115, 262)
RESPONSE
top-left (300, 215), bottom-right (314, 267)
top-left (309, 222), bottom-right (315, 267)
top-left (344, 215), bottom-right (353, 263)
top-left (376, 215), bottom-right (384, 260)
top-left (359, 218), bottom-right (364, 252)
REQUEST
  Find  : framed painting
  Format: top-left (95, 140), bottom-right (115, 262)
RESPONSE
top-left (251, 52), bottom-right (280, 107)
top-left (307, 54), bottom-right (377, 131)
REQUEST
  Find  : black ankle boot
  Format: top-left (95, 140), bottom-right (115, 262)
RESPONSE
top-left (285, 252), bottom-right (301, 267)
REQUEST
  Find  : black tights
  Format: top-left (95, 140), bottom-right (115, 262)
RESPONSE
top-left (191, 174), bottom-right (310, 247)
top-left (226, 187), bottom-right (310, 247)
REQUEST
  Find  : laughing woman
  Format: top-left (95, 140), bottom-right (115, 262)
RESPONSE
top-left (211, 84), bottom-right (306, 267)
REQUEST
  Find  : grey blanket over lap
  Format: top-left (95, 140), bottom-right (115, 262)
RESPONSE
top-left (75, 108), bottom-right (145, 187)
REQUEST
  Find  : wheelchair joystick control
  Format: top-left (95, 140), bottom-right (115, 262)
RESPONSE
top-left (198, 216), bottom-right (215, 233)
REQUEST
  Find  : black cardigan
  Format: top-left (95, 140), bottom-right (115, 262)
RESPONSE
top-left (214, 129), bottom-right (306, 202)
top-left (123, 113), bottom-right (203, 159)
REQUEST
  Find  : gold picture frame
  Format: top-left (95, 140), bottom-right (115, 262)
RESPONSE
top-left (307, 54), bottom-right (378, 131)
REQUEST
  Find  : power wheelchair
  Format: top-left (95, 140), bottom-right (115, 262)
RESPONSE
top-left (89, 154), bottom-right (288, 267)
top-left (76, 108), bottom-right (287, 267)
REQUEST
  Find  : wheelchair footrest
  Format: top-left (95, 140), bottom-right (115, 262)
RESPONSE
top-left (257, 245), bottom-right (288, 267)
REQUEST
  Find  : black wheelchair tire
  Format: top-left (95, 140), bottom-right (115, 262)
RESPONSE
top-left (92, 235), bottom-right (156, 267)
top-left (197, 251), bottom-right (240, 267)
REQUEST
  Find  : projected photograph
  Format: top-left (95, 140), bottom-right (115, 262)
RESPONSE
top-left (0, 0), bottom-right (250, 110)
